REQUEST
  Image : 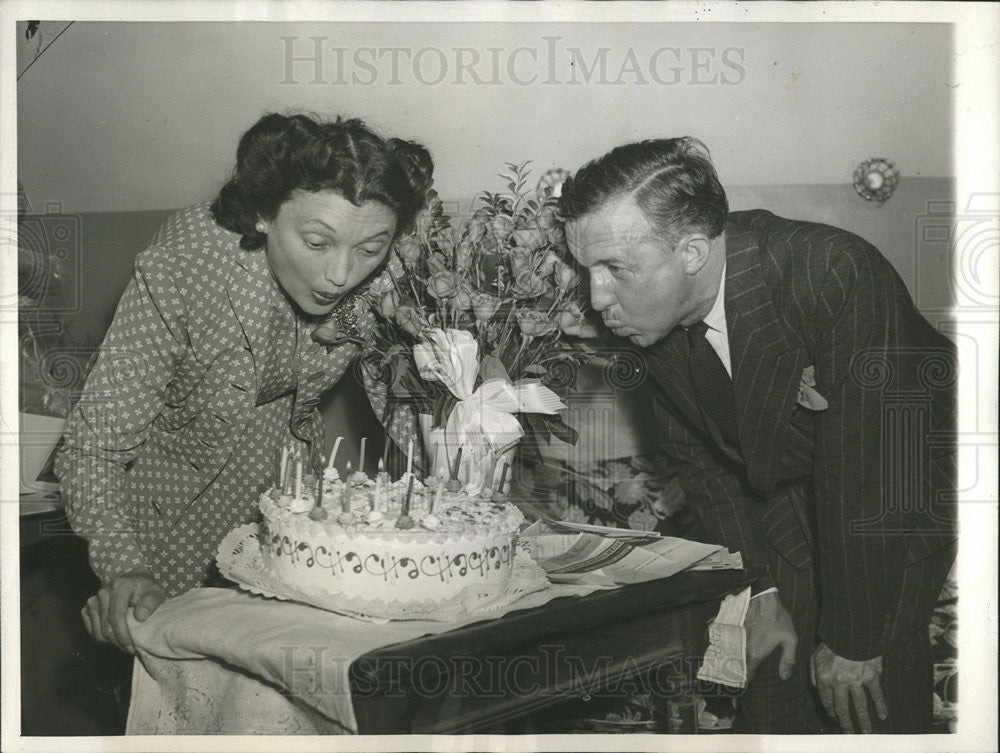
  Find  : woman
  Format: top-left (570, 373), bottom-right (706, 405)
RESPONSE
top-left (56, 112), bottom-right (433, 653)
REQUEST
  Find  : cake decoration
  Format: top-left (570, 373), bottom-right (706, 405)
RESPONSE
top-left (257, 438), bottom-right (525, 617)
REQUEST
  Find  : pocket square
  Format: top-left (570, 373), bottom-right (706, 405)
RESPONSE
top-left (796, 365), bottom-right (829, 410)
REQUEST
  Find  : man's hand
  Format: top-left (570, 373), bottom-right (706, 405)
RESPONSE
top-left (745, 591), bottom-right (798, 681)
top-left (810, 642), bottom-right (887, 733)
top-left (81, 567), bottom-right (167, 654)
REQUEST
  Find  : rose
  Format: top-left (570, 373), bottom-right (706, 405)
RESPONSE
top-left (558, 302), bottom-right (600, 338)
top-left (466, 218), bottom-right (487, 243)
top-left (479, 232), bottom-right (499, 255)
top-left (427, 270), bottom-right (460, 300)
top-left (454, 240), bottom-right (473, 271)
top-left (509, 247), bottom-right (537, 277)
top-left (472, 293), bottom-right (501, 323)
top-left (547, 225), bottom-right (567, 250)
top-left (453, 283), bottom-right (473, 311)
top-left (516, 309), bottom-right (558, 337)
top-left (491, 213), bottom-right (515, 241)
top-left (538, 250), bottom-right (562, 276)
top-left (511, 223), bottom-right (547, 250)
top-left (512, 270), bottom-right (548, 299)
top-left (396, 236), bottom-right (423, 264)
top-left (555, 261), bottom-right (579, 290)
top-left (537, 205), bottom-right (559, 230)
top-left (394, 305), bottom-right (425, 337)
top-left (426, 254), bottom-right (448, 275)
top-left (378, 289), bottom-right (400, 318)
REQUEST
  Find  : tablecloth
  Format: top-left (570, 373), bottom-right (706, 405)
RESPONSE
top-left (126, 581), bottom-right (606, 734)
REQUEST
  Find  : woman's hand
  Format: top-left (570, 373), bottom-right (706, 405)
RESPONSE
top-left (81, 567), bottom-right (167, 654)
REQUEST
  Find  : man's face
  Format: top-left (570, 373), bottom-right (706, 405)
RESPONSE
top-left (566, 197), bottom-right (696, 348)
top-left (263, 189), bottom-right (397, 316)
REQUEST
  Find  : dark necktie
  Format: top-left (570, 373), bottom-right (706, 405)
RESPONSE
top-left (687, 320), bottom-right (739, 448)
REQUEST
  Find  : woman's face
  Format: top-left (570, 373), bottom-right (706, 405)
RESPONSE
top-left (261, 189), bottom-right (398, 316)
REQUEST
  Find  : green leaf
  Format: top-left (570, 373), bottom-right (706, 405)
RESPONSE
top-left (539, 413), bottom-right (579, 446)
top-left (479, 354), bottom-right (511, 383)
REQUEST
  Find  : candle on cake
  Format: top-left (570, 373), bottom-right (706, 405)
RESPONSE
top-left (395, 474), bottom-right (415, 529)
top-left (339, 462), bottom-right (355, 525)
top-left (446, 446), bottom-right (463, 492)
top-left (492, 462), bottom-right (510, 502)
top-left (327, 436), bottom-right (343, 470)
top-left (309, 470), bottom-right (327, 520)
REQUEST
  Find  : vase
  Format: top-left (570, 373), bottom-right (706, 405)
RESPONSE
top-left (418, 412), bottom-right (517, 494)
top-left (19, 411), bottom-right (67, 495)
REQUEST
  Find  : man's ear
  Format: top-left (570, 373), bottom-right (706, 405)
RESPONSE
top-left (678, 233), bottom-right (712, 275)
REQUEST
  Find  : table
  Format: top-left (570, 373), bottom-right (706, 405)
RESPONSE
top-left (128, 567), bottom-right (750, 735)
top-left (349, 569), bottom-right (747, 734)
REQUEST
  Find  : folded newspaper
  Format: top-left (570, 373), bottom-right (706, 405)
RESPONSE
top-left (521, 519), bottom-right (743, 586)
top-left (522, 520), bottom-right (751, 688)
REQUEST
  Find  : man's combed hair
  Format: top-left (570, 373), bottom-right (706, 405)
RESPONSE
top-left (212, 112), bottom-right (434, 250)
top-left (559, 137), bottom-right (728, 245)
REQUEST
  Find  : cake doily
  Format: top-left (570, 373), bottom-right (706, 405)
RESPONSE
top-left (216, 523), bottom-right (550, 623)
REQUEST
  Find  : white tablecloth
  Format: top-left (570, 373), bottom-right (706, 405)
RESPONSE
top-left (126, 582), bottom-right (606, 734)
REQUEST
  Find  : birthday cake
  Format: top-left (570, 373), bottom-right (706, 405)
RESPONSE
top-left (258, 456), bottom-right (525, 617)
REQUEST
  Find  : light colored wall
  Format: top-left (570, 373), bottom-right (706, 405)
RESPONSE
top-left (18, 22), bottom-right (953, 213)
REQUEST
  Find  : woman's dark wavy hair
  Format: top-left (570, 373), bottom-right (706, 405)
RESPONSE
top-left (211, 112), bottom-right (434, 250)
top-left (558, 137), bottom-right (728, 247)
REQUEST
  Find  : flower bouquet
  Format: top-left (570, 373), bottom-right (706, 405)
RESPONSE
top-left (360, 163), bottom-right (599, 492)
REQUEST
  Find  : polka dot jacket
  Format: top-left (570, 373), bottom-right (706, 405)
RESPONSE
top-left (55, 204), bottom-right (419, 596)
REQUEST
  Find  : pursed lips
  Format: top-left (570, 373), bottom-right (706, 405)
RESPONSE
top-left (312, 289), bottom-right (341, 304)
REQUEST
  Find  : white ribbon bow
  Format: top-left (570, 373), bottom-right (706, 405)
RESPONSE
top-left (413, 328), bottom-right (565, 452)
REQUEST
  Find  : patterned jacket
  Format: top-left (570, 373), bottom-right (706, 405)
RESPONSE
top-left (648, 210), bottom-right (957, 660)
top-left (55, 204), bottom-right (414, 595)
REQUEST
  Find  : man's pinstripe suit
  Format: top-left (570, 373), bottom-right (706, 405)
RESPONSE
top-left (646, 210), bottom-right (957, 732)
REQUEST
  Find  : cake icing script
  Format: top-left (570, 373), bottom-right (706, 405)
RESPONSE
top-left (261, 523), bottom-right (514, 583)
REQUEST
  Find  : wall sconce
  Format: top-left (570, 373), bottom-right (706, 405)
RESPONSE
top-left (853, 158), bottom-right (900, 203)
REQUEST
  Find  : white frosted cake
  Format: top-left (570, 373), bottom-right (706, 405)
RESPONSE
top-left (258, 468), bottom-right (525, 617)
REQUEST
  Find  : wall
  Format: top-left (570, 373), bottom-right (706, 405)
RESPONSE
top-left (17, 22), bottom-right (954, 213)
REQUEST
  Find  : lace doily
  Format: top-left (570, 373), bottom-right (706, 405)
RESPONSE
top-left (216, 523), bottom-right (550, 623)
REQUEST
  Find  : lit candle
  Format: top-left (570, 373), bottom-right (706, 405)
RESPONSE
top-left (358, 437), bottom-right (367, 474)
top-left (275, 444), bottom-right (288, 487)
top-left (405, 438), bottom-right (414, 478)
top-left (342, 462), bottom-right (353, 513)
top-left (281, 447), bottom-right (294, 496)
top-left (328, 436), bottom-right (343, 470)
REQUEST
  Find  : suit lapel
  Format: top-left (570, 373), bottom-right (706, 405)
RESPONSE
top-left (725, 223), bottom-right (807, 491)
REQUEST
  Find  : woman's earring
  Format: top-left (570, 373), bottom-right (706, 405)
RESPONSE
top-left (255, 221), bottom-right (267, 234)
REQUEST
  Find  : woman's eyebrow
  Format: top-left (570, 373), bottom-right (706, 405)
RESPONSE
top-left (302, 218), bottom-right (338, 235)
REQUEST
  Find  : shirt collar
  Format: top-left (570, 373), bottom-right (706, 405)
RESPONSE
top-left (702, 260), bottom-right (727, 336)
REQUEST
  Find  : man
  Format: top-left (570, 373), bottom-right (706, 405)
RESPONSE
top-left (559, 138), bottom-right (957, 734)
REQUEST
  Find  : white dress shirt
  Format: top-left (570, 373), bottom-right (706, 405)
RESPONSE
top-left (701, 261), bottom-right (732, 377)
